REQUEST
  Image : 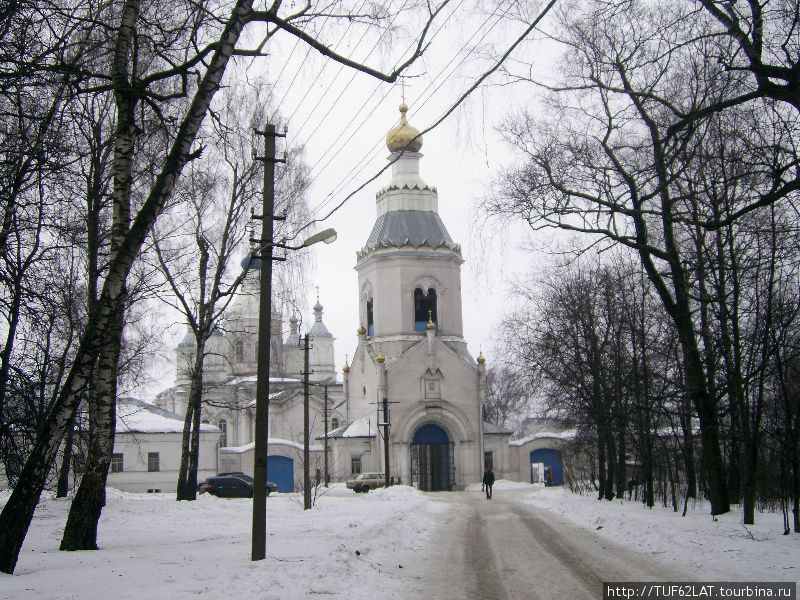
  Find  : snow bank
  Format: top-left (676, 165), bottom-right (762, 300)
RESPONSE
top-left (0, 484), bottom-right (441, 599)
top-left (465, 479), bottom-right (539, 492)
top-left (522, 487), bottom-right (800, 583)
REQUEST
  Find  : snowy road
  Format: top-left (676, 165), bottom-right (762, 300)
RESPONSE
top-left (420, 489), bottom-right (689, 600)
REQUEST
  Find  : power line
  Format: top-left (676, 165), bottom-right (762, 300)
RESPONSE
top-left (265, 36), bottom-right (303, 112)
top-left (308, 0), bottom-right (508, 218)
top-left (286, 0), bottom-right (558, 241)
top-left (302, 0), bottom-right (468, 209)
top-left (289, 0), bottom-right (391, 141)
top-left (301, 0), bottom-right (427, 180)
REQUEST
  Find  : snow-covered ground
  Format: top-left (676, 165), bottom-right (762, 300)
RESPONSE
top-left (516, 482), bottom-right (800, 583)
top-left (0, 485), bottom-right (446, 600)
top-left (1, 482), bottom-right (797, 599)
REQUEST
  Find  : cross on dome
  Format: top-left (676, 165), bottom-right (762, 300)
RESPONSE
top-left (385, 96), bottom-right (423, 153)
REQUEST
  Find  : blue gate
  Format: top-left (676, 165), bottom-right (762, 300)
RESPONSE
top-left (411, 424), bottom-right (454, 491)
top-left (530, 448), bottom-right (563, 486)
top-left (266, 455), bottom-right (294, 493)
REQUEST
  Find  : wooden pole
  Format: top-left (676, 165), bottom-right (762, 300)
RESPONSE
top-left (303, 334), bottom-right (311, 509)
top-left (324, 385), bottom-right (329, 487)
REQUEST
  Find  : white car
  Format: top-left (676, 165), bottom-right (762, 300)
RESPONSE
top-left (346, 472), bottom-right (386, 493)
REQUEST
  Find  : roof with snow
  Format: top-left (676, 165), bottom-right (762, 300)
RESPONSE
top-left (320, 417), bottom-right (375, 439)
top-left (226, 375), bottom-right (301, 386)
top-left (117, 398), bottom-right (219, 434)
top-left (483, 421), bottom-right (513, 435)
top-left (220, 438), bottom-right (323, 453)
top-left (509, 429), bottom-right (577, 446)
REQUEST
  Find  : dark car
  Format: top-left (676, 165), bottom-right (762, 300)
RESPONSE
top-left (199, 473), bottom-right (278, 497)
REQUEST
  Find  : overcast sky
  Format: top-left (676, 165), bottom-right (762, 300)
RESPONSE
top-left (137, 2), bottom-right (561, 399)
top-left (283, 3), bottom-right (559, 370)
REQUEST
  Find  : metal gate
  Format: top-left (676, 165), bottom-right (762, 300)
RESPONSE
top-left (410, 424), bottom-right (455, 491)
top-left (529, 448), bottom-right (563, 486)
top-left (266, 455), bottom-right (294, 492)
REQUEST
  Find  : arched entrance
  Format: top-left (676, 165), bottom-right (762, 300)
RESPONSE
top-left (410, 423), bottom-right (454, 491)
top-left (267, 455), bottom-right (294, 492)
top-left (530, 448), bottom-right (563, 486)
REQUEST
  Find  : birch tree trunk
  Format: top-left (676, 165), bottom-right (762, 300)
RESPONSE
top-left (0, 0), bottom-right (254, 573)
top-left (59, 0), bottom-right (138, 549)
top-left (60, 306), bottom-right (124, 550)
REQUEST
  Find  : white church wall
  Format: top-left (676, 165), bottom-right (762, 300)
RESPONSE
top-left (108, 431), bottom-right (219, 493)
top-left (328, 437), bottom-right (379, 482)
top-left (483, 435), bottom-right (512, 480)
top-left (379, 340), bottom-right (483, 487)
top-left (356, 253), bottom-right (465, 357)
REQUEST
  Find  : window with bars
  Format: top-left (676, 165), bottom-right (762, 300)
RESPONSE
top-left (111, 453), bottom-right (123, 473)
top-left (219, 419), bottom-right (227, 446)
top-left (147, 452), bottom-right (160, 472)
top-left (351, 455), bottom-right (362, 475)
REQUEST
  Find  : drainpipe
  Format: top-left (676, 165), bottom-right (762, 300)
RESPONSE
top-left (477, 352), bottom-right (487, 480)
top-left (343, 357), bottom-right (351, 424)
top-left (376, 351), bottom-right (386, 474)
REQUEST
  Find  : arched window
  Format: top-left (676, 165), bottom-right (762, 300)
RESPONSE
top-left (414, 288), bottom-right (437, 331)
top-left (366, 298), bottom-right (374, 337)
top-left (331, 417), bottom-right (339, 430)
top-left (219, 419), bottom-right (227, 446)
top-left (234, 341), bottom-right (244, 362)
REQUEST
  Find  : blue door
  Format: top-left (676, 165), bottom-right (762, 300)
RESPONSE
top-left (266, 455), bottom-right (294, 492)
top-left (530, 448), bottom-right (563, 486)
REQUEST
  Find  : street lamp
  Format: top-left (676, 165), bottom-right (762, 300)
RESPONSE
top-left (251, 223), bottom-right (337, 561)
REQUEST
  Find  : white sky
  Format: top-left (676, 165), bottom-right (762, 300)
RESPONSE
top-left (265, 2), bottom-right (557, 374)
top-left (136, 2), bottom-right (561, 399)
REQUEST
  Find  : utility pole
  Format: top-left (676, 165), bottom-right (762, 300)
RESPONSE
top-left (251, 123), bottom-right (285, 561)
top-left (381, 397), bottom-right (391, 488)
top-left (303, 334), bottom-right (311, 510)
top-left (323, 385), bottom-right (329, 487)
top-left (372, 396), bottom-right (397, 487)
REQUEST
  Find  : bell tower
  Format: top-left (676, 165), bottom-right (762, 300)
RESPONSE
top-left (355, 103), bottom-right (466, 359)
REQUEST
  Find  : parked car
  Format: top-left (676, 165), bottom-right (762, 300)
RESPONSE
top-left (218, 472), bottom-right (279, 493)
top-left (346, 472), bottom-right (386, 493)
top-left (199, 473), bottom-right (278, 498)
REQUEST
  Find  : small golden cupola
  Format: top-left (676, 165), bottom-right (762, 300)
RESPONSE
top-left (386, 103), bottom-right (423, 153)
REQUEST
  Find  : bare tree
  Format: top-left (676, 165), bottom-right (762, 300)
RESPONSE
top-left (0, 0), bottom-right (451, 573)
top-left (485, 0), bottom-right (800, 516)
top-left (148, 80), bottom-right (310, 501)
top-left (484, 365), bottom-right (529, 430)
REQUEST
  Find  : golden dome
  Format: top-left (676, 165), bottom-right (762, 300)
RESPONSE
top-left (343, 362), bottom-right (350, 374)
top-left (386, 103), bottom-right (422, 153)
top-left (376, 352), bottom-right (385, 364)
top-left (357, 324), bottom-right (366, 335)
top-left (477, 352), bottom-right (486, 365)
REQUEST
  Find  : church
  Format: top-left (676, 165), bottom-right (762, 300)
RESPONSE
top-left (145, 104), bottom-right (572, 494)
top-left (327, 101), bottom-right (490, 490)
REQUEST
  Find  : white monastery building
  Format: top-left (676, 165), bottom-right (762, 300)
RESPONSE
top-left (110, 105), bottom-right (572, 494)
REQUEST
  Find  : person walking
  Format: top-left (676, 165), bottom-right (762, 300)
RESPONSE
top-left (482, 468), bottom-right (495, 499)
